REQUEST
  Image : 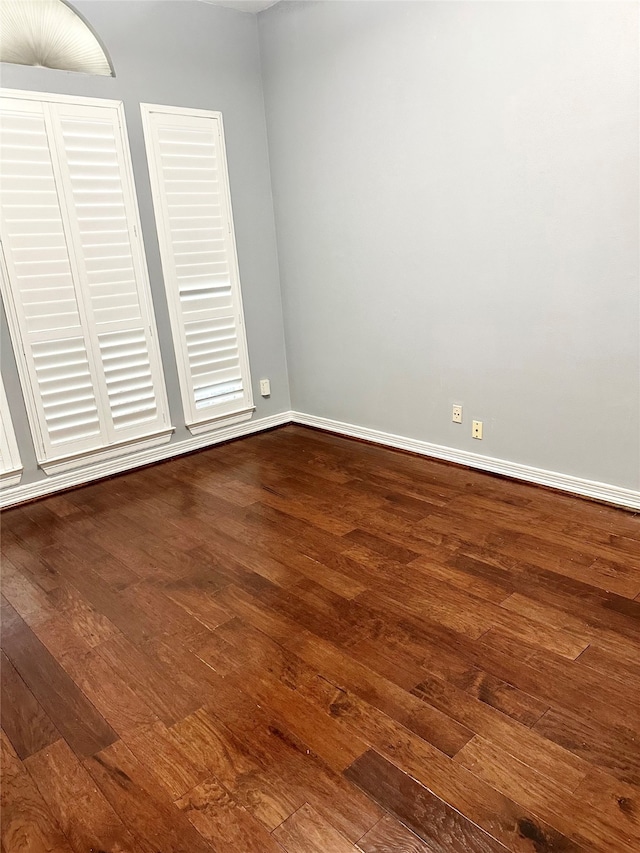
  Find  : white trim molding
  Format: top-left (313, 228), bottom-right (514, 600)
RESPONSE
top-left (187, 407), bottom-right (255, 436)
top-left (0, 411), bottom-right (292, 508)
top-left (0, 88), bottom-right (123, 108)
top-left (291, 411), bottom-right (640, 512)
top-left (2, 409), bottom-right (637, 511)
top-left (0, 377), bottom-right (22, 487)
top-left (39, 428), bottom-right (174, 476)
top-left (0, 470), bottom-right (23, 489)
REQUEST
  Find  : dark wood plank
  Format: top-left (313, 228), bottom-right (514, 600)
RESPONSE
top-left (170, 706), bottom-right (304, 831)
top-left (273, 803), bottom-right (355, 852)
top-left (573, 768), bottom-right (640, 845)
top-left (96, 631), bottom-right (203, 726)
top-left (1, 730), bottom-right (73, 853)
top-left (59, 646), bottom-right (159, 735)
top-left (451, 667), bottom-right (549, 727)
top-left (24, 738), bottom-right (149, 853)
top-left (343, 528), bottom-right (421, 564)
top-left (408, 672), bottom-right (589, 792)
top-left (1, 598), bottom-right (118, 757)
top-left (278, 624), bottom-right (473, 758)
top-left (215, 616), bottom-right (319, 688)
top-left (308, 682), bottom-right (580, 852)
top-left (357, 814), bottom-right (438, 853)
top-left (178, 689), bottom-right (384, 842)
top-left (475, 629), bottom-right (640, 733)
top-left (1, 557), bottom-right (58, 627)
top-left (176, 776), bottom-right (287, 853)
top-left (575, 643), bottom-right (640, 686)
top-left (84, 739), bottom-right (216, 853)
top-left (532, 706), bottom-right (640, 786)
top-left (225, 660), bottom-right (369, 773)
top-left (37, 548), bottom-right (163, 645)
top-left (1, 651), bottom-right (60, 759)
top-left (187, 627), bottom-right (242, 676)
top-left (345, 750), bottom-right (510, 853)
top-left (499, 591), bottom-right (638, 664)
top-left (121, 720), bottom-right (206, 800)
top-left (1, 533), bottom-right (61, 592)
top-left (45, 580), bottom-right (120, 647)
top-left (455, 736), bottom-right (640, 853)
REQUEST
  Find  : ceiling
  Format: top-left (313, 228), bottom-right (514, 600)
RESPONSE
top-left (200, 0), bottom-right (280, 13)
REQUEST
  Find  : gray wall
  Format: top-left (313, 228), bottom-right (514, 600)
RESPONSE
top-left (1, 0), bottom-right (290, 485)
top-left (3, 0), bottom-right (638, 494)
top-left (259, 0), bottom-right (639, 489)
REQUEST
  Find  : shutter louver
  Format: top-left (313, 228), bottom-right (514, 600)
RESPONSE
top-left (186, 317), bottom-right (243, 409)
top-left (58, 115), bottom-right (141, 326)
top-left (1, 91), bottom-right (172, 472)
top-left (32, 337), bottom-right (101, 445)
top-left (97, 329), bottom-right (158, 429)
top-left (141, 105), bottom-right (253, 433)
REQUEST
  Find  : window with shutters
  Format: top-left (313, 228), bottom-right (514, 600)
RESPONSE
top-left (140, 103), bottom-right (254, 435)
top-left (0, 89), bottom-right (172, 474)
top-left (0, 376), bottom-right (22, 487)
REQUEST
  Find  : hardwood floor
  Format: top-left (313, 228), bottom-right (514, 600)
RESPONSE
top-left (1, 424), bottom-right (639, 853)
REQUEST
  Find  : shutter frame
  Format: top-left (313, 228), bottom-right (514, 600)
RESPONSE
top-left (0, 94), bottom-right (107, 462)
top-left (0, 377), bottom-right (22, 487)
top-left (0, 88), bottom-right (173, 472)
top-left (140, 103), bottom-right (254, 434)
top-left (51, 99), bottom-right (171, 443)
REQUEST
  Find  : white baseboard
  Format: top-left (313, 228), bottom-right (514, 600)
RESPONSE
top-left (291, 411), bottom-right (640, 511)
top-left (0, 411), bottom-right (293, 509)
top-left (3, 408), bottom-right (638, 511)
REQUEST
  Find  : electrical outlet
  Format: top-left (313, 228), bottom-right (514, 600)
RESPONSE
top-left (472, 420), bottom-right (483, 439)
top-left (452, 404), bottom-right (462, 424)
top-left (259, 378), bottom-right (271, 397)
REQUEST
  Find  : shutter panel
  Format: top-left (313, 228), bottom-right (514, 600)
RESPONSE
top-left (51, 102), bottom-right (169, 441)
top-left (141, 105), bottom-right (253, 433)
top-left (0, 377), bottom-right (22, 487)
top-left (0, 91), bottom-right (172, 472)
top-left (0, 96), bottom-right (106, 459)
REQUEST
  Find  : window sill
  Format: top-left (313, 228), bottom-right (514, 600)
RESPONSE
top-left (40, 428), bottom-right (174, 476)
top-left (187, 407), bottom-right (255, 436)
top-left (0, 468), bottom-right (23, 488)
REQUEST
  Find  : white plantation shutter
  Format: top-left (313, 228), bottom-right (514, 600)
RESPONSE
top-left (141, 104), bottom-right (253, 434)
top-left (0, 90), bottom-right (172, 472)
top-left (0, 96), bottom-right (106, 459)
top-left (52, 103), bottom-right (167, 441)
top-left (0, 377), bottom-right (22, 487)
